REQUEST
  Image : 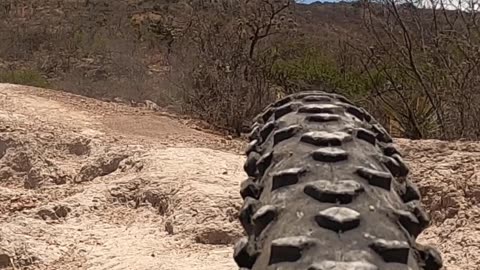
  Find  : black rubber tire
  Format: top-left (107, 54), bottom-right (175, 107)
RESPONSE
top-left (234, 91), bottom-right (443, 270)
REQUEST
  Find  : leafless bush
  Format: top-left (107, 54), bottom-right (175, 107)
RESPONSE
top-left (145, 0), bottom-right (295, 134)
top-left (355, 0), bottom-right (480, 139)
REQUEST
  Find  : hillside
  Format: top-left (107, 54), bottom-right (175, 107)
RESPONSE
top-left (0, 0), bottom-right (170, 104)
top-left (0, 0), bottom-right (366, 102)
top-left (0, 83), bottom-right (479, 269)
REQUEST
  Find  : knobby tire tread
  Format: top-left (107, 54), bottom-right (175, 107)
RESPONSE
top-left (234, 91), bottom-right (443, 270)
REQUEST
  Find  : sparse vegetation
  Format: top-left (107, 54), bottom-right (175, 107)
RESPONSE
top-left (152, 0), bottom-right (296, 134)
top-left (0, 69), bottom-right (49, 88)
top-left (1, 0), bottom-right (479, 139)
top-left (269, 41), bottom-right (378, 98)
top-left (357, 0), bottom-right (480, 139)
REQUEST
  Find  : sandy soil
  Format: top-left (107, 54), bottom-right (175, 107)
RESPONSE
top-left (0, 83), bottom-right (479, 270)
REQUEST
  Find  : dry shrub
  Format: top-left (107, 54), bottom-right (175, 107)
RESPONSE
top-left (0, 0), bottom-right (176, 106)
top-left (0, 69), bottom-right (49, 88)
top-left (355, 0), bottom-right (480, 139)
top-left (149, 0), bottom-right (296, 134)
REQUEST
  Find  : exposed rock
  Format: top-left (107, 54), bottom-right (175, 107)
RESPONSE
top-left (74, 153), bottom-right (129, 183)
top-left (24, 164), bottom-right (70, 189)
top-left (36, 205), bottom-right (71, 220)
top-left (194, 227), bottom-right (241, 245)
top-left (0, 252), bottom-right (11, 268)
top-left (0, 140), bottom-right (7, 159)
top-left (144, 100), bottom-right (160, 111)
top-left (5, 150), bottom-right (32, 172)
top-left (118, 157), bottom-right (144, 172)
top-left (65, 137), bottom-right (91, 156)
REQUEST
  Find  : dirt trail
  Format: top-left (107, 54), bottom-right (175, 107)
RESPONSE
top-left (0, 83), bottom-right (479, 270)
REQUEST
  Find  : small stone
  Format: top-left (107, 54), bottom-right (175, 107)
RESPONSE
top-left (0, 253), bottom-right (11, 268)
top-left (165, 220), bottom-right (174, 234)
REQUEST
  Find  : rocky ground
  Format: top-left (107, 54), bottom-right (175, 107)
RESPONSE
top-left (0, 83), bottom-right (479, 270)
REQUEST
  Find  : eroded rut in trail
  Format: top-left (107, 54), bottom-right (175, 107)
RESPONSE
top-left (0, 84), bottom-right (479, 270)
